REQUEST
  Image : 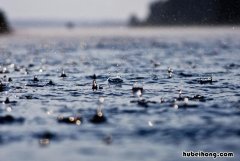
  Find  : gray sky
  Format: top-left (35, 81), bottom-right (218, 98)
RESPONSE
top-left (0, 0), bottom-right (155, 21)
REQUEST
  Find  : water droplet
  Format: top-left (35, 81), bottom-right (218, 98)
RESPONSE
top-left (178, 89), bottom-right (182, 98)
top-left (184, 97), bottom-right (189, 104)
top-left (46, 110), bottom-right (53, 115)
top-left (60, 70), bottom-right (67, 77)
top-left (6, 107), bottom-right (12, 112)
top-left (39, 139), bottom-right (50, 146)
top-left (167, 67), bottom-right (173, 73)
top-left (136, 90), bottom-right (142, 98)
top-left (90, 108), bottom-right (107, 124)
top-left (160, 97), bottom-right (165, 103)
top-left (99, 97), bottom-right (104, 104)
top-left (92, 80), bottom-right (98, 90)
top-left (33, 76), bottom-right (39, 82)
top-left (174, 104), bottom-right (178, 109)
top-left (148, 121), bottom-right (153, 127)
top-left (132, 81), bottom-right (143, 94)
top-left (107, 75), bottom-right (123, 84)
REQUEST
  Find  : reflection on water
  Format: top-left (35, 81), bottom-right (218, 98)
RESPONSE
top-left (0, 27), bottom-right (239, 161)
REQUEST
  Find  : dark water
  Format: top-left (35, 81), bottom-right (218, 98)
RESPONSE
top-left (0, 28), bottom-right (240, 161)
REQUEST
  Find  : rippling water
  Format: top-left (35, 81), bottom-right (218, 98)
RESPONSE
top-left (0, 27), bottom-right (240, 161)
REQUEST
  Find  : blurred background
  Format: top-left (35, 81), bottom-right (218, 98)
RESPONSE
top-left (0, 0), bottom-right (240, 32)
top-left (0, 0), bottom-right (153, 29)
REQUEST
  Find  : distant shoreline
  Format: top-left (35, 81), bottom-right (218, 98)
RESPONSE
top-left (9, 20), bottom-right (240, 29)
top-left (129, 0), bottom-right (240, 27)
top-left (1, 26), bottom-right (239, 41)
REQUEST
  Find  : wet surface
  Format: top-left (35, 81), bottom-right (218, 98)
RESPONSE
top-left (0, 27), bottom-right (240, 161)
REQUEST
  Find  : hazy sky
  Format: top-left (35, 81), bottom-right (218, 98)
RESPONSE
top-left (0, 0), bottom-right (156, 21)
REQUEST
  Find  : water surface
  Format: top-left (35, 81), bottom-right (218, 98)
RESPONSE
top-left (0, 27), bottom-right (239, 161)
